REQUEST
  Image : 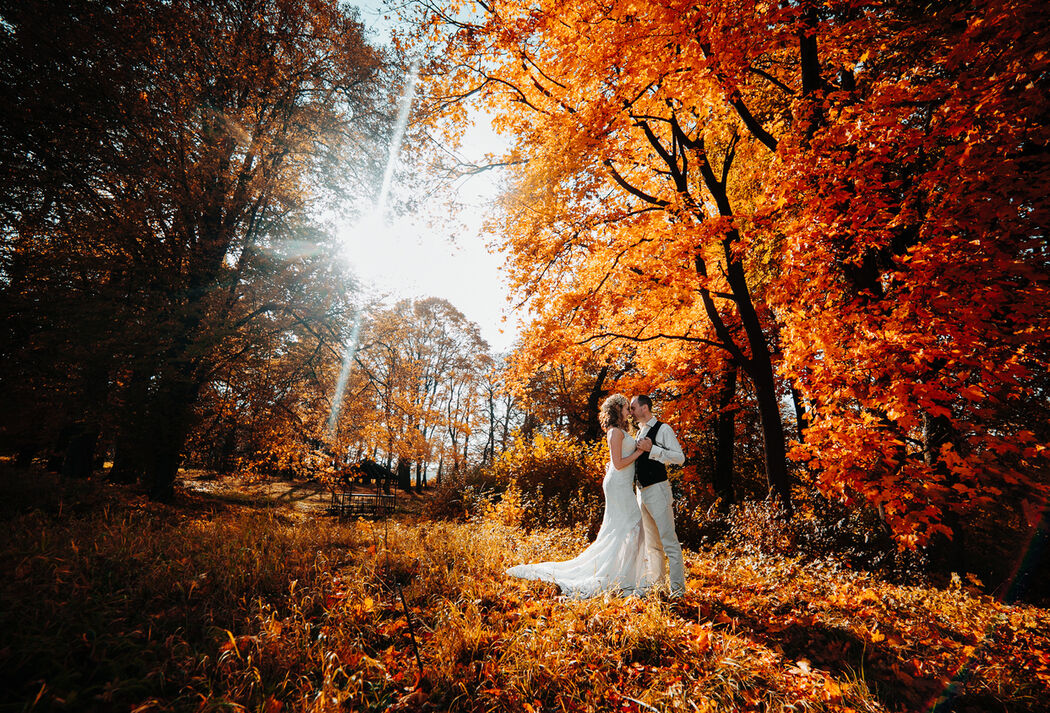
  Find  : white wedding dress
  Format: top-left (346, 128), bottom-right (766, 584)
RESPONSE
top-left (506, 429), bottom-right (655, 598)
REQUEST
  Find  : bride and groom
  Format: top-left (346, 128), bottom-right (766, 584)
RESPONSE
top-left (507, 394), bottom-right (686, 598)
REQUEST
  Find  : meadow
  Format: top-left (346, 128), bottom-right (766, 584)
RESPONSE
top-left (2, 467), bottom-right (1048, 713)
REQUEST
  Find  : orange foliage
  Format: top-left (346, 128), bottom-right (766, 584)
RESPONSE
top-left (414, 0), bottom-right (1050, 544)
top-left (3, 469), bottom-right (1048, 713)
top-left (766, 0), bottom-right (1050, 544)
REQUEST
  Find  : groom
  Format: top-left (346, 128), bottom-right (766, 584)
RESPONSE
top-left (631, 394), bottom-right (686, 597)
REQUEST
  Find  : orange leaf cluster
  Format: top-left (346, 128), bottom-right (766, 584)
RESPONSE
top-left (414, 0), bottom-right (1050, 544)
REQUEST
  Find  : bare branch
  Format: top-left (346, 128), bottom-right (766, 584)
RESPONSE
top-left (700, 43), bottom-right (779, 152)
top-left (522, 53), bottom-right (567, 90)
top-left (635, 118), bottom-right (682, 186)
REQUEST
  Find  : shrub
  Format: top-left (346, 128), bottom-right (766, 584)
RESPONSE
top-left (694, 493), bottom-right (928, 584)
top-left (428, 434), bottom-right (608, 533)
top-left (426, 463), bottom-right (506, 520)
top-left (486, 434), bottom-right (607, 532)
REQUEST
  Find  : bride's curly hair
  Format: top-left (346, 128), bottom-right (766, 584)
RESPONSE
top-left (599, 393), bottom-right (630, 432)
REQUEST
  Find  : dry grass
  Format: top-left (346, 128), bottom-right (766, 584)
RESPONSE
top-left (1, 468), bottom-right (1047, 712)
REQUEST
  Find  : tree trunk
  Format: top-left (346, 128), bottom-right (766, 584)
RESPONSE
top-left (583, 365), bottom-right (609, 442)
top-left (724, 254), bottom-right (793, 514)
top-left (94, 436), bottom-right (108, 470)
top-left (109, 366), bottom-right (151, 483)
top-left (48, 423), bottom-right (72, 472)
top-left (141, 368), bottom-right (201, 502)
top-left (397, 458), bottom-right (411, 491)
top-left (145, 440), bottom-right (182, 502)
top-left (751, 361), bottom-right (792, 513)
top-left (448, 434), bottom-right (459, 472)
top-left (713, 361), bottom-right (738, 510)
top-left (923, 409), bottom-right (966, 573)
top-left (485, 389), bottom-right (496, 463)
top-left (109, 428), bottom-right (144, 483)
top-left (62, 420), bottom-right (99, 479)
top-left (686, 129), bottom-right (793, 515)
top-left (218, 426), bottom-right (237, 474)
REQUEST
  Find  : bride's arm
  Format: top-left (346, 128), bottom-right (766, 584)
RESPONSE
top-left (608, 428), bottom-right (644, 470)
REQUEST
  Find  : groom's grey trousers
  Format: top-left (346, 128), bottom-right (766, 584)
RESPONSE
top-left (637, 480), bottom-right (685, 594)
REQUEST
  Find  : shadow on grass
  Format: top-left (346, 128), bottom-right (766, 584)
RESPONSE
top-left (0, 471), bottom-right (360, 712)
top-left (669, 596), bottom-right (1022, 713)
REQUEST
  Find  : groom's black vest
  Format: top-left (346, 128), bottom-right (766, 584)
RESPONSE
top-left (635, 420), bottom-right (667, 487)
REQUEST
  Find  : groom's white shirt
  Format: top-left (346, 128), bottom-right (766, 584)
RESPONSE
top-left (640, 416), bottom-right (685, 467)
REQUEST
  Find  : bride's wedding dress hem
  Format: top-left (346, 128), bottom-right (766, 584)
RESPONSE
top-left (506, 429), bottom-right (655, 598)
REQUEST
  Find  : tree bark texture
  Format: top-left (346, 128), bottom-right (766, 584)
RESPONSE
top-left (713, 360), bottom-right (738, 509)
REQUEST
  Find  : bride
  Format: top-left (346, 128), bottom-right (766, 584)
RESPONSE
top-left (505, 394), bottom-right (656, 597)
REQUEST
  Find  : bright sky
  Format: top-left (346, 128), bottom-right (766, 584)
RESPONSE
top-left (336, 0), bottom-right (521, 354)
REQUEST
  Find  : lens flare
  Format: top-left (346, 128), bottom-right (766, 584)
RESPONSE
top-left (376, 61), bottom-right (418, 220)
top-left (327, 62), bottom-right (419, 436)
top-left (326, 309), bottom-right (362, 436)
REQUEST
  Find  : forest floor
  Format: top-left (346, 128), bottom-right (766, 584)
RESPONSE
top-left (2, 464), bottom-right (1048, 713)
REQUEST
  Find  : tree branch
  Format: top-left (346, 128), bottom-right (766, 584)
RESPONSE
top-left (749, 65), bottom-right (796, 95)
top-left (602, 159), bottom-right (669, 206)
top-left (576, 330), bottom-right (728, 351)
top-left (699, 43), bottom-right (779, 152)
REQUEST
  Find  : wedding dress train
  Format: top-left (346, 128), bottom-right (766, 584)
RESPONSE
top-left (506, 430), bottom-right (654, 598)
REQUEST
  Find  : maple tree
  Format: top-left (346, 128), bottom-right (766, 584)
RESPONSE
top-left (414, 0), bottom-right (806, 514)
top-left (413, 0), bottom-right (1050, 545)
top-left (766, 0), bottom-right (1050, 548)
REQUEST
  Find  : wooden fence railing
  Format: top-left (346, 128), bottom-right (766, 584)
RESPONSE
top-left (328, 490), bottom-right (396, 519)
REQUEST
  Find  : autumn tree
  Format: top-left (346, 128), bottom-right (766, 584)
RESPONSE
top-left (336, 298), bottom-right (491, 488)
top-left (0, 0), bottom-right (392, 499)
top-left (183, 230), bottom-right (365, 479)
top-left (413, 0), bottom-right (800, 511)
top-left (479, 353), bottom-right (526, 465)
top-left (505, 351), bottom-right (618, 442)
top-left (413, 0), bottom-right (1050, 546)
top-left (766, 0), bottom-right (1050, 547)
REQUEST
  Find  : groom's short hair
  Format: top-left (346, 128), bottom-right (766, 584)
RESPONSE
top-left (635, 394), bottom-right (653, 410)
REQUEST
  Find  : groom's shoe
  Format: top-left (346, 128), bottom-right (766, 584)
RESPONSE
top-left (659, 586), bottom-right (685, 602)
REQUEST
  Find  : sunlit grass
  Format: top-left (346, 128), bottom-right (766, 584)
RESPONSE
top-left (1, 472), bottom-right (1047, 712)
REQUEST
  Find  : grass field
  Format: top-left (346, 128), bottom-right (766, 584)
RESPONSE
top-left (2, 467), bottom-right (1047, 712)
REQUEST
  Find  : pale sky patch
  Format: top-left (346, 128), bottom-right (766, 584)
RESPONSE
top-left (337, 0), bottom-right (521, 354)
